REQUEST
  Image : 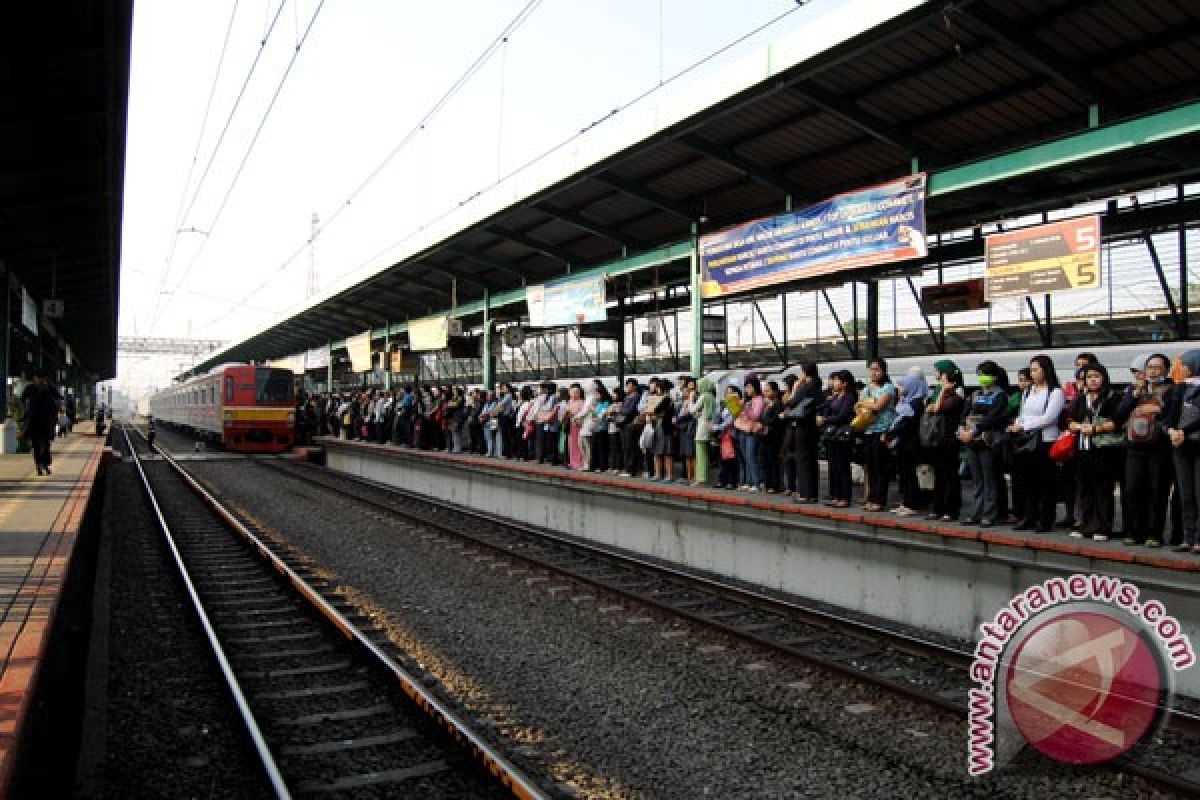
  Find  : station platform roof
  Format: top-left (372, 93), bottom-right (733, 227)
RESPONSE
top-left (0, 2), bottom-right (133, 379)
top-left (196, 0), bottom-right (1200, 373)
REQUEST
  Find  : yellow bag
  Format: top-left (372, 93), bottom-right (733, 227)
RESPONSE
top-left (850, 406), bottom-right (877, 432)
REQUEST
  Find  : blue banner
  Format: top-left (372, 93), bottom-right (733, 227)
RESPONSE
top-left (700, 175), bottom-right (927, 298)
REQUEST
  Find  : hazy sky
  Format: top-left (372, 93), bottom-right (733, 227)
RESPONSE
top-left (117, 0), bottom-right (840, 390)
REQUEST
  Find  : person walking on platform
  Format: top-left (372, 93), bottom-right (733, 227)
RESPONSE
top-left (20, 371), bottom-right (62, 476)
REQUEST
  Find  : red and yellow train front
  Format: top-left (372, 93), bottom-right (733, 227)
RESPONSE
top-left (220, 365), bottom-right (295, 453)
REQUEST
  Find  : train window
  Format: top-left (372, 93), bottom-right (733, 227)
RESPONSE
top-left (255, 368), bottom-right (294, 404)
top-left (225, 376), bottom-right (234, 403)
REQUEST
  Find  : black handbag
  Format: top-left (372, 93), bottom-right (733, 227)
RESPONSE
top-left (918, 412), bottom-right (948, 448)
top-left (821, 424), bottom-right (853, 444)
top-left (1179, 397), bottom-right (1200, 443)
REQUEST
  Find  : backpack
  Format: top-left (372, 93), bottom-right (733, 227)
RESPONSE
top-left (1126, 395), bottom-right (1162, 445)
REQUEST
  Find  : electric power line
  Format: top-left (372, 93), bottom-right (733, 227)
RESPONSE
top-left (154, 0), bottom-right (327, 334)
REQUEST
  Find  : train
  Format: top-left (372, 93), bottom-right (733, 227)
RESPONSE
top-left (148, 363), bottom-right (296, 453)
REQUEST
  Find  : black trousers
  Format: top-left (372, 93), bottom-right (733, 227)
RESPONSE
top-left (608, 431), bottom-right (622, 472)
top-left (1075, 447), bottom-right (1119, 536)
top-left (1124, 445), bottom-right (1170, 543)
top-left (1017, 442), bottom-right (1058, 528)
top-left (622, 423), bottom-right (643, 474)
top-left (827, 439), bottom-right (853, 501)
top-left (896, 445), bottom-right (923, 509)
top-left (863, 434), bottom-right (891, 506)
top-left (789, 424), bottom-right (820, 498)
top-left (763, 433), bottom-right (782, 491)
top-left (930, 443), bottom-right (961, 518)
top-left (592, 432), bottom-right (608, 471)
top-left (30, 435), bottom-right (53, 470)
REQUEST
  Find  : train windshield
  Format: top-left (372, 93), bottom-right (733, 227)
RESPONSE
top-left (255, 368), bottom-right (294, 404)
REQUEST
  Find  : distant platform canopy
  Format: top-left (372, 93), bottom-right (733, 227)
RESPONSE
top-left (195, 0), bottom-right (1200, 375)
top-left (0, 1), bottom-right (132, 380)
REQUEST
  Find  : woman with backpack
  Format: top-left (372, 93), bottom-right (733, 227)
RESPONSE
top-left (1066, 363), bottom-right (1126, 541)
top-left (1008, 355), bottom-right (1066, 533)
top-left (1119, 353), bottom-right (1173, 547)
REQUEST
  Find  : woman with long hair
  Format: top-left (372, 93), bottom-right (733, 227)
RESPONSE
top-left (859, 358), bottom-right (897, 512)
top-left (1008, 355), bottom-right (1065, 532)
top-left (1067, 362), bottom-right (1124, 541)
top-left (761, 381), bottom-right (785, 493)
top-left (818, 370), bottom-right (857, 507)
top-left (737, 377), bottom-right (766, 491)
top-left (924, 361), bottom-right (963, 522)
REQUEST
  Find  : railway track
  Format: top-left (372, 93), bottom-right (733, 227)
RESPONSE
top-left (117, 426), bottom-right (549, 799)
top-left (252, 456), bottom-right (1200, 797)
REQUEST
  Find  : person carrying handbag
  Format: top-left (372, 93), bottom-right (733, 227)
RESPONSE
top-left (1066, 363), bottom-right (1126, 541)
top-left (1007, 355), bottom-right (1066, 533)
top-left (817, 370), bottom-right (857, 507)
top-left (924, 360), bottom-right (963, 522)
top-left (957, 361), bottom-right (1009, 526)
top-left (735, 377), bottom-right (766, 491)
top-left (859, 358), bottom-right (897, 512)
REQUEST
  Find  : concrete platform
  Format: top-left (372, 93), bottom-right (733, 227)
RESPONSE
top-left (318, 436), bottom-right (1200, 698)
top-left (0, 426), bottom-right (106, 792)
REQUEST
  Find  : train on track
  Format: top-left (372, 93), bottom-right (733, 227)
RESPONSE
top-left (148, 363), bottom-right (295, 453)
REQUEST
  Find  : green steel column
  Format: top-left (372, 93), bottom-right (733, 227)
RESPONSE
top-left (381, 321), bottom-right (391, 391)
top-left (482, 289), bottom-right (495, 388)
top-left (689, 222), bottom-right (703, 378)
top-left (326, 342), bottom-right (333, 391)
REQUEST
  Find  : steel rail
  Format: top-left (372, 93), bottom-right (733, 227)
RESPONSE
top-left (127, 428), bottom-right (551, 800)
top-left (119, 426), bottom-right (292, 799)
top-left (257, 457), bottom-right (1200, 796)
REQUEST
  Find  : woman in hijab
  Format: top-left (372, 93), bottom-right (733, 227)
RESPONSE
top-left (694, 377), bottom-right (716, 485)
top-left (887, 369), bottom-right (928, 516)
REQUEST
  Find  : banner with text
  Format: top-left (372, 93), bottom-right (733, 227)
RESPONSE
top-left (408, 315), bottom-right (449, 351)
top-left (699, 174), bottom-right (927, 299)
top-left (985, 216), bottom-right (1101, 301)
top-left (526, 272), bottom-right (607, 328)
top-left (346, 332), bottom-right (373, 372)
top-left (305, 346), bottom-right (329, 370)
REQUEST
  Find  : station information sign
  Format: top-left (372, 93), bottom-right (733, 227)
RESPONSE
top-left (985, 216), bottom-right (1101, 301)
top-left (345, 331), bottom-right (372, 372)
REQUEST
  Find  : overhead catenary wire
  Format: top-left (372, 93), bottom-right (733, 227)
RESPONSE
top-left (149, 0), bottom-right (289, 333)
top-left (201, 0), bottom-right (544, 332)
top-left (154, 0), bottom-right (327, 335)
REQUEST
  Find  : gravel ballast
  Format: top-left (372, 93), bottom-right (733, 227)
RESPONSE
top-left (86, 460), bottom-right (271, 799)
top-left (187, 459), bottom-right (1181, 799)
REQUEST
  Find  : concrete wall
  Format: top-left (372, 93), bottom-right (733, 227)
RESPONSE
top-left (324, 441), bottom-right (1200, 699)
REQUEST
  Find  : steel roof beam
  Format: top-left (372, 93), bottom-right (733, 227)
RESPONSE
top-left (592, 173), bottom-right (700, 221)
top-left (534, 202), bottom-right (642, 248)
top-left (957, 4), bottom-right (1112, 106)
top-left (445, 244), bottom-right (532, 281)
top-left (676, 134), bottom-right (800, 197)
top-left (485, 225), bottom-right (574, 264)
top-left (417, 261), bottom-right (503, 292)
top-left (788, 82), bottom-right (928, 157)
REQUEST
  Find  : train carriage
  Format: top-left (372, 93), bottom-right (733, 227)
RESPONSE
top-left (149, 363), bottom-right (295, 453)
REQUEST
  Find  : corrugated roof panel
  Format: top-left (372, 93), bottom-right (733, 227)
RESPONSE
top-left (546, 179), bottom-right (611, 210)
top-left (612, 140), bottom-right (697, 182)
top-left (647, 156), bottom-right (741, 199)
top-left (702, 182), bottom-right (786, 222)
top-left (735, 112), bottom-right (863, 167)
top-left (693, 90), bottom-right (811, 146)
top-left (579, 185), bottom-right (654, 225)
top-left (815, 21), bottom-right (967, 96)
top-left (622, 209), bottom-right (688, 243)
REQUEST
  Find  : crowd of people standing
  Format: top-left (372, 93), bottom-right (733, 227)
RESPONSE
top-left (296, 348), bottom-right (1200, 556)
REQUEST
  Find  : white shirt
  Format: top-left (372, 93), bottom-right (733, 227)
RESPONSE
top-left (1018, 385), bottom-right (1065, 442)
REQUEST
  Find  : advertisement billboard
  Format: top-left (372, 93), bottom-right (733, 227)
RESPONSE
top-left (408, 315), bottom-right (449, 352)
top-left (345, 331), bottom-right (372, 373)
top-left (526, 272), bottom-right (607, 328)
top-left (985, 216), bottom-right (1101, 301)
top-left (699, 174), bottom-right (927, 299)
